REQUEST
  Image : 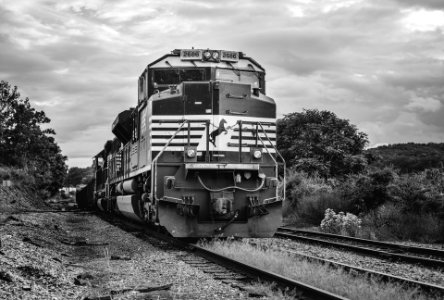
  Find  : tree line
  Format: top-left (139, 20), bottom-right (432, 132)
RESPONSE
top-left (277, 109), bottom-right (444, 176)
top-left (0, 80), bottom-right (67, 197)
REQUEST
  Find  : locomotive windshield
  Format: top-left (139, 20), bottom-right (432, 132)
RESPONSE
top-left (215, 69), bottom-right (261, 89)
top-left (153, 68), bottom-right (206, 85)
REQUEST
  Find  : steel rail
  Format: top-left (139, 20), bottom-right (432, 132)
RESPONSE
top-left (281, 248), bottom-right (444, 297)
top-left (276, 230), bottom-right (444, 269)
top-left (189, 244), bottom-right (350, 300)
top-left (279, 228), bottom-right (444, 258)
top-left (100, 215), bottom-right (349, 300)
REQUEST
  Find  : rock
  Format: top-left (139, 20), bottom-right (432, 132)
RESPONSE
top-left (0, 270), bottom-right (13, 282)
top-left (240, 286), bottom-right (268, 298)
top-left (22, 236), bottom-right (43, 247)
top-left (17, 265), bottom-right (48, 278)
top-left (110, 283), bottom-right (173, 296)
top-left (110, 255), bottom-right (131, 261)
top-left (83, 296), bottom-right (111, 300)
top-left (134, 290), bottom-right (172, 299)
top-left (74, 272), bottom-right (96, 286)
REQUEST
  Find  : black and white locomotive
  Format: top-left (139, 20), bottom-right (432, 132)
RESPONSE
top-left (77, 49), bottom-right (285, 238)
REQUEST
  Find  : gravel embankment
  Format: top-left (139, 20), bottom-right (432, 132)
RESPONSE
top-left (253, 238), bottom-right (444, 287)
top-left (0, 212), bottom-right (253, 299)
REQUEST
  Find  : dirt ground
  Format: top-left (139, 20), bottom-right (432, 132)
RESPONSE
top-left (0, 186), bottom-right (251, 300)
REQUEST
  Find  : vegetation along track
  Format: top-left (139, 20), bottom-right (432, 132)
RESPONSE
top-left (276, 228), bottom-right (444, 269)
top-left (271, 244), bottom-right (444, 298)
top-left (102, 215), bottom-right (349, 300)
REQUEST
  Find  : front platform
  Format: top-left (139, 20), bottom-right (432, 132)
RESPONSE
top-left (158, 200), bottom-right (282, 238)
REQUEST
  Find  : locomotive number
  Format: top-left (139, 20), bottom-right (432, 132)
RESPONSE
top-left (221, 51), bottom-right (239, 62)
top-left (180, 49), bottom-right (203, 60)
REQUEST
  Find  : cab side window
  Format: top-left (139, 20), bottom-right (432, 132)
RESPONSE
top-left (132, 113), bottom-right (139, 142)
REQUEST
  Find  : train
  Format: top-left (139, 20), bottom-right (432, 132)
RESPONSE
top-left (76, 48), bottom-right (285, 238)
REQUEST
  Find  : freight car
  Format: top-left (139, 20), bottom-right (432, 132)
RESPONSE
top-left (77, 48), bottom-right (285, 237)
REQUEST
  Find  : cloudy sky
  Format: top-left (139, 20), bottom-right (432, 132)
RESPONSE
top-left (1, 0), bottom-right (443, 168)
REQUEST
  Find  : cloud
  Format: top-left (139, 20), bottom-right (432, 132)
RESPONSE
top-left (0, 0), bottom-right (443, 168)
top-left (391, 0), bottom-right (444, 10)
top-left (406, 96), bottom-right (442, 112)
top-left (401, 8), bottom-right (444, 32)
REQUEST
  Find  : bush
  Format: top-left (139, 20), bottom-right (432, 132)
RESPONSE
top-left (340, 168), bottom-right (397, 214)
top-left (0, 166), bottom-right (36, 187)
top-left (284, 167), bottom-right (444, 242)
top-left (283, 171), bottom-right (355, 226)
top-left (0, 167), bottom-right (11, 180)
top-left (388, 169), bottom-right (444, 214)
top-left (320, 208), bottom-right (361, 236)
top-left (361, 203), bottom-right (443, 242)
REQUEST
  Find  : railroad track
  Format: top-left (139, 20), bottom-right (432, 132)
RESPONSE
top-left (189, 243), bottom-right (349, 300)
top-left (104, 216), bottom-right (349, 300)
top-left (275, 247), bottom-right (444, 298)
top-left (276, 228), bottom-right (444, 269)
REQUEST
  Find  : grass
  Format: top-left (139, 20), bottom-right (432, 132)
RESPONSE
top-left (200, 239), bottom-right (436, 300)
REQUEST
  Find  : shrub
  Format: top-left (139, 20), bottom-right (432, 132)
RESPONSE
top-left (284, 170), bottom-right (357, 226)
top-left (361, 203), bottom-right (443, 242)
top-left (283, 171), bottom-right (339, 225)
top-left (0, 167), bottom-right (11, 180)
top-left (344, 168), bottom-right (397, 213)
top-left (320, 208), bottom-right (361, 236)
top-left (388, 169), bottom-right (444, 214)
top-left (0, 166), bottom-right (36, 187)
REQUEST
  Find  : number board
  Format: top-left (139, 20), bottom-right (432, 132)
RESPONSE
top-left (221, 51), bottom-right (239, 62)
top-left (180, 49), bottom-right (203, 60)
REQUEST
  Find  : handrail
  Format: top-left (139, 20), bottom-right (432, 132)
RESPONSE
top-left (258, 122), bottom-right (285, 164)
top-left (150, 120), bottom-right (187, 203)
top-left (256, 122), bottom-right (286, 201)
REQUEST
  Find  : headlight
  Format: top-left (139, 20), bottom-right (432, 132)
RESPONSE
top-left (253, 150), bottom-right (262, 159)
top-left (186, 149), bottom-right (196, 158)
top-left (203, 51), bottom-right (211, 60)
top-left (212, 51), bottom-right (220, 60)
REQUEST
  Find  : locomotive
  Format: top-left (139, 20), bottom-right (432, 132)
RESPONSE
top-left (77, 48), bottom-right (285, 238)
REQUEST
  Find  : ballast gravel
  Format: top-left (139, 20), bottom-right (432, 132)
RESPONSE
top-left (0, 212), bottom-right (254, 300)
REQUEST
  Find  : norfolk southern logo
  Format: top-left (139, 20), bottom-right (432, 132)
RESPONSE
top-left (209, 119), bottom-right (233, 147)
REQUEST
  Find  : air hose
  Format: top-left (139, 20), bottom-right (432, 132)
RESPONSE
top-left (197, 175), bottom-right (265, 192)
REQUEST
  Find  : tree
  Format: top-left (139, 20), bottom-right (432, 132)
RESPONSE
top-left (64, 166), bottom-right (93, 187)
top-left (365, 143), bottom-right (444, 173)
top-left (277, 109), bottom-right (368, 177)
top-left (0, 80), bottom-right (67, 196)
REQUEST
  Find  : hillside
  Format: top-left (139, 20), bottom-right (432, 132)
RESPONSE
top-left (365, 142), bottom-right (444, 173)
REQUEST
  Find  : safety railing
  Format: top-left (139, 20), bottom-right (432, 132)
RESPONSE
top-left (150, 119), bottom-right (213, 201)
top-left (229, 120), bottom-right (286, 201)
top-left (149, 119), bottom-right (286, 202)
top-left (257, 122), bottom-right (286, 201)
top-left (150, 120), bottom-right (187, 203)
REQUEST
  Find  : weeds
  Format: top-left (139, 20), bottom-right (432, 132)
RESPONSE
top-left (202, 239), bottom-right (433, 300)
